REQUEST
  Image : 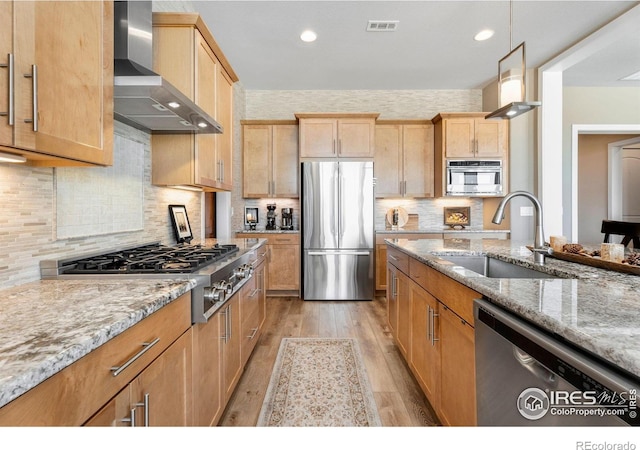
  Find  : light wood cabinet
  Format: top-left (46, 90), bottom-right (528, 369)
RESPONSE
top-left (433, 113), bottom-right (509, 197)
top-left (221, 295), bottom-right (242, 403)
top-left (410, 282), bottom-right (440, 408)
top-left (0, 0), bottom-right (113, 167)
top-left (296, 113), bottom-right (379, 158)
top-left (236, 233), bottom-right (300, 296)
top-left (438, 304), bottom-right (476, 426)
top-left (240, 256), bottom-right (265, 366)
top-left (151, 13), bottom-right (238, 191)
top-left (0, 294), bottom-right (191, 426)
top-left (387, 248), bottom-right (479, 426)
top-left (374, 121), bottom-right (434, 198)
top-left (192, 309), bottom-right (223, 426)
top-left (242, 121), bottom-right (299, 198)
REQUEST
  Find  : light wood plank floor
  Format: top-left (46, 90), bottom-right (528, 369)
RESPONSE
top-left (219, 295), bottom-right (439, 427)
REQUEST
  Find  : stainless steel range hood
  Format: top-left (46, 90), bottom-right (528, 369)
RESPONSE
top-left (113, 1), bottom-right (222, 134)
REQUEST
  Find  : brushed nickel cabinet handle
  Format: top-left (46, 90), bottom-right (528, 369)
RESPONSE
top-left (248, 327), bottom-right (258, 340)
top-left (110, 337), bottom-right (160, 377)
top-left (120, 408), bottom-right (136, 427)
top-left (23, 65), bottom-right (37, 131)
top-left (0, 53), bottom-right (14, 125)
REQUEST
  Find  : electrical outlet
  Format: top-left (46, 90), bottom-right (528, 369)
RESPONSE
top-left (520, 206), bottom-right (534, 217)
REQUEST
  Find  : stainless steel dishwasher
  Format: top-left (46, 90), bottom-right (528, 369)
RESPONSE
top-left (475, 299), bottom-right (640, 426)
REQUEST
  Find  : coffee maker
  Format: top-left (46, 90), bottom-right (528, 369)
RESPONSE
top-left (281, 208), bottom-right (293, 230)
top-left (266, 204), bottom-right (277, 230)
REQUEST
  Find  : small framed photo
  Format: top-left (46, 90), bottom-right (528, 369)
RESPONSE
top-left (169, 205), bottom-right (193, 243)
top-left (444, 206), bottom-right (470, 229)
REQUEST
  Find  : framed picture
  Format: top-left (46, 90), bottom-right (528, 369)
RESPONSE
top-left (169, 205), bottom-right (193, 243)
top-left (444, 206), bottom-right (470, 228)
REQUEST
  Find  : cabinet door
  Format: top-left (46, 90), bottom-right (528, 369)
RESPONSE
top-left (475, 119), bottom-right (507, 158)
top-left (338, 118), bottom-right (375, 157)
top-left (444, 118), bottom-right (475, 158)
top-left (256, 259), bottom-right (267, 329)
top-left (375, 244), bottom-right (388, 290)
top-left (267, 244), bottom-right (300, 291)
top-left (130, 329), bottom-right (193, 426)
top-left (240, 271), bottom-right (261, 366)
top-left (395, 269), bottom-right (411, 359)
top-left (195, 32), bottom-right (218, 187)
top-left (387, 264), bottom-right (398, 337)
top-left (84, 388), bottom-right (132, 427)
top-left (374, 125), bottom-right (402, 197)
top-left (409, 283), bottom-right (440, 407)
top-left (438, 305), bottom-right (476, 426)
top-left (403, 124), bottom-right (434, 198)
top-left (272, 124), bottom-right (299, 197)
top-left (0, 2), bottom-right (13, 147)
top-left (222, 296), bottom-right (242, 403)
top-left (193, 315), bottom-right (222, 426)
top-left (299, 118), bottom-right (337, 158)
top-left (13, 1), bottom-right (112, 164)
top-left (216, 67), bottom-right (234, 189)
top-left (243, 124), bottom-right (272, 198)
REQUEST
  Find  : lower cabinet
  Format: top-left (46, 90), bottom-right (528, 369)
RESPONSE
top-left (221, 295), bottom-right (242, 404)
top-left (192, 312), bottom-right (223, 427)
top-left (388, 250), bottom-right (479, 426)
top-left (86, 329), bottom-right (193, 426)
top-left (240, 258), bottom-right (265, 367)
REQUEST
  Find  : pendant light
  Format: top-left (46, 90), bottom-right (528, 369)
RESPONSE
top-left (486, 0), bottom-right (540, 120)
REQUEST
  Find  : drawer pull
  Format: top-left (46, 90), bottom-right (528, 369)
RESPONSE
top-left (248, 327), bottom-right (259, 340)
top-left (389, 255), bottom-right (399, 261)
top-left (249, 288), bottom-right (260, 298)
top-left (111, 338), bottom-right (160, 377)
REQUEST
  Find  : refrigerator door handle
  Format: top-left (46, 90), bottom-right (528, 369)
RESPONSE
top-left (307, 251), bottom-right (371, 256)
top-left (339, 174), bottom-right (346, 241)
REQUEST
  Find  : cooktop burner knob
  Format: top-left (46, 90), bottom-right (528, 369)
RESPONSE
top-left (204, 286), bottom-right (225, 303)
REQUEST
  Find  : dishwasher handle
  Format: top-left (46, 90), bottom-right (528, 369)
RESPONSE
top-left (513, 346), bottom-right (558, 387)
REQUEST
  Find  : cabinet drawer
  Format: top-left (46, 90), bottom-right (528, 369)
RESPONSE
top-left (409, 257), bottom-right (432, 291)
top-left (387, 246), bottom-right (409, 273)
top-left (0, 294), bottom-right (191, 426)
top-left (236, 234), bottom-right (299, 246)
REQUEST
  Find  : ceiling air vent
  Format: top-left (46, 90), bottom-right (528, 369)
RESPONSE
top-left (366, 20), bottom-right (399, 32)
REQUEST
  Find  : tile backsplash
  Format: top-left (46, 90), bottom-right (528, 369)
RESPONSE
top-left (0, 122), bottom-right (201, 290)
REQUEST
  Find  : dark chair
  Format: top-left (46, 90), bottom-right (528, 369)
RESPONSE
top-left (601, 220), bottom-right (640, 248)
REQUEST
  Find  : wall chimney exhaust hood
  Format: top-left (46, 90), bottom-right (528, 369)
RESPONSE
top-left (113, 1), bottom-right (222, 134)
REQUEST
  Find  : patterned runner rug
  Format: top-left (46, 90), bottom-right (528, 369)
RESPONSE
top-left (257, 338), bottom-right (381, 427)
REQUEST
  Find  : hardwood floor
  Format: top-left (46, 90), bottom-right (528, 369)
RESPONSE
top-left (219, 295), bottom-right (439, 427)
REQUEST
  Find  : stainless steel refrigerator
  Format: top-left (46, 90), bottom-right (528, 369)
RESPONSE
top-left (301, 161), bottom-right (374, 301)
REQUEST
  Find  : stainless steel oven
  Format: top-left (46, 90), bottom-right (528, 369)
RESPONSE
top-left (475, 299), bottom-right (640, 426)
top-left (446, 159), bottom-right (503, 196)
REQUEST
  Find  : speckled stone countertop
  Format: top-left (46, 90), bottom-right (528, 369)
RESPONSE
top-left (235, 229), bottom-right (299, 234)
top-left (376, 228), bottom-right (510, 234)
top-left (0, 278), bottom-right (195, 409)
top-left (0, 238), bottom-right (267, 410)
top-left (386, 238), bottom-right (640, 378)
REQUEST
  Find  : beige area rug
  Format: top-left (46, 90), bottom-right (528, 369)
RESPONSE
top-left (257, 338), bottom-right (382, 427)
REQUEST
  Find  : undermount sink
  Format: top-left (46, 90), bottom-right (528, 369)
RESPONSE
top-left (438, 255), bottom-right (560, 279)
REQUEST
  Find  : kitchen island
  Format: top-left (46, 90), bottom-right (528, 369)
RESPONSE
top-left (386, 238), bottom-right (640, 377)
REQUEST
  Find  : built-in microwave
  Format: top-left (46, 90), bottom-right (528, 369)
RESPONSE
top-left (446, 159), bottom-right (503, 196)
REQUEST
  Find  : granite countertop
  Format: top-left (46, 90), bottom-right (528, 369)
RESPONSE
top-left (235, 229), bottom-right (299, 234)
top-left (376, 228), bottom-right (510, 234)
top-left (386, 238), bottom-right (640, 378)
top-left (0, 278), bottom-right (196, 409)
top-left (0, 237), bottom-right (268, 410)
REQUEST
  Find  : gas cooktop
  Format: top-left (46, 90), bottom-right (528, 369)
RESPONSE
top-left (52, 243), bottom-right (239, 275)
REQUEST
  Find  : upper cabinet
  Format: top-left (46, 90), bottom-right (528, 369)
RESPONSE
top-left (433, 113), bottom-right (508, 159)
top-left (296, 113), bottom-right (379, 158)
top-left (374, 121), bottom-right (434, 198)
top-left (433, 113), bottom-right (509, 197)
top-left (242, 121), bottom-right (299, 198)
top-left (0, 1), bottom-right (113, 166)
top-left (151, 13), bottom-right (238, 191)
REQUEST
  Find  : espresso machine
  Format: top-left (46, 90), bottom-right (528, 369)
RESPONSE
top-left (281, 208), bottom-right (293, 230)
top-left (266, 204), bottom-right (277, 230)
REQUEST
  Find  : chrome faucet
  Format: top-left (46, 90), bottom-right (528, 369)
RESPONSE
top-left (492, 191), bottom-right (549, 264)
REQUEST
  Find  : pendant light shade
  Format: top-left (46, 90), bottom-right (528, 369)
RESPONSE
top-left (486, 3), bottom-right (541, 120)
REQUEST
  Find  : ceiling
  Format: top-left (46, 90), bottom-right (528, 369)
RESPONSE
top-left (186, 0), bottom-right (640, 91)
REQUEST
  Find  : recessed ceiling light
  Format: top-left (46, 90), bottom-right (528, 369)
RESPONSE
top-left (474, 29), bottom-right (495, 41)
top-left (300, 30), bottom-right (317, 43)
